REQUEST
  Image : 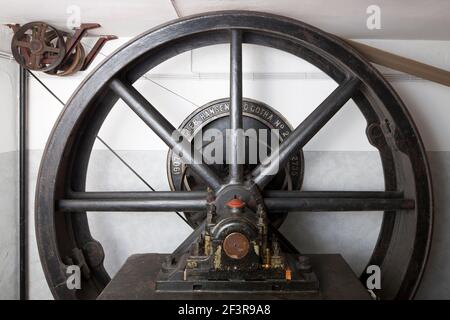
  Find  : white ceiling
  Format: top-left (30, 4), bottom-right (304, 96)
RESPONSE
top-left (0, 0), bottom-right (449, 39)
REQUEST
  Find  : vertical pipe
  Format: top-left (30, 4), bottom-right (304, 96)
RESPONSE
top-left (19, 66), bottom-right (27, 300)
top-left (229, 29), bottom-right (243, 183)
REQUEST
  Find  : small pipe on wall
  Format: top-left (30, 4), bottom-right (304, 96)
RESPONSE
top-left (19, 65), bottom-right (27, 300)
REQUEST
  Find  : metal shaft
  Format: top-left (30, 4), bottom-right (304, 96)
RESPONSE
top-left (19, 66), bottom-right (27, 300)
top-left (264, 197), bottom-right (414, 211)
top-left (59, 191), bottom-right (412, 212)
top-left (229, 29), bottom-right (244, 183)
top-left (58, 199), bottom-right (207, 212)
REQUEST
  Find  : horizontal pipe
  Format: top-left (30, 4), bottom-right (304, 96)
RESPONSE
top-left (264, 190), bottom-right (403, 199)
top-left (68, 190), bottom-right (402, 200)
top-left (229, 29), bottom-right (244, 184)
top-left (58, 199), bottom-right (207, 212)
top-left (68, 191), bottom-right (207, 199)
top-left (19, 66), bottom-right (27, 300)
top-left (58, 191), bottom-right (412, 212)
top-left (264, 198), bottom-right (414, 212)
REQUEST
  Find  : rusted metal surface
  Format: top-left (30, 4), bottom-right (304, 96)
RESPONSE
top-left (45, 35), bottom-right (85, 76)
top-left (223, 232), bottom-right (250, 259)
top-left (81, 35), bottom-right (117, 71)
top-left (10, 22), bottom-right (66, 71)
top-left (9, 21), bottom-right (116, 75)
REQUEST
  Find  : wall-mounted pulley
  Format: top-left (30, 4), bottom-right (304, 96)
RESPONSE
top-left (8, 21), bottom-right (116, 76)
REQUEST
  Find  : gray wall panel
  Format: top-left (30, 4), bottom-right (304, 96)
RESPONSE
top-left (0, 152), bottom-right (18, 299)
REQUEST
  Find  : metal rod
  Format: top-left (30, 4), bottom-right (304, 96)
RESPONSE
top-left (59, 197), bottom-right (412, 212)
top-left (264, 197), bottom-right (414, 211)
top-left (19, 65), bottom-right (27, 300)
top-left (109, 78), bottom-right (223, 191)
top-left (62, 190), bottom-right (206, 212)
top-left (70, 190), bottom-right (403, 200)
top-left (58, 199), bottom-right (207, 212)
top-left (27, 71), bottom-right (65, 105)
top-left (170, 0), bottom-right (182, 18)
top-left (264, 190), bottom-right (404, 199)
top-left (81, 35), bottom-right (117, 71)
top-left (172, 221), bottom-right (206, 258)
top-left (68, 190), bottom-right (207, 199)
top-left (94, 136), bottom-right (158, 192)
top-left (229, 29), bottom-right (244, 183)
top-left (60, 191), bottom-right (411, 212)
top-left (251, 77), bottom-right (360, 188)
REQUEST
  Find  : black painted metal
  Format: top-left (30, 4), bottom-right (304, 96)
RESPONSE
top-left (98, 254), bottom-right (371, 299)
top-left (264, 198), bottom-right (414, 212)
top-left (229, 29), bottom-right (244, 183)
top-left (27, 71), bottom-right (191, 223)
top-left (264, 190), bottom-right (404, 198)
top-left (67, 190), bottom-right (403, 199)
top-left (166, 97), bottom-right (305, 228)
top-left (109, 78), bottom-right (222, 191)
top-left (251, 77), bottom-right (361, 188)
top-left (58, 197), bottom-right (412, 213)
top-left (59, 191), bottom-right (412, 212)
top-left (19, 66), bottom-right (27, 300)
top-left (34, 11), bottom-right (433, 300)
top-left (58, 198), bottom-right (207, 212)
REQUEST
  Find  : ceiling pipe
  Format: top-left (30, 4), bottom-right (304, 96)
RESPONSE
top-left (346, 39), bottom-right (450, 87)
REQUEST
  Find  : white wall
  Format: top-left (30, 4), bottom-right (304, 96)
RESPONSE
top-left (0, 60), bottom-right (18, 152)
top-left (28, 39), bottom-right (450, 152)
top-left (0, 48), bottom-right (19, 299)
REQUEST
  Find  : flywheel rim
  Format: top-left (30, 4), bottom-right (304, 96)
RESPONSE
top-left (35, 11), bottom-right (432, 300)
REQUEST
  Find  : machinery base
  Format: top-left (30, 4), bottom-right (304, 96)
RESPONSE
top-left (98, 253), bottom-right (371, 300)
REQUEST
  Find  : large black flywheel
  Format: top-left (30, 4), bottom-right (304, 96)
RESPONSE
top-left (35, 11), bottom-right (432, 300)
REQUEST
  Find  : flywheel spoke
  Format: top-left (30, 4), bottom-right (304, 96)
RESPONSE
top-left (109, 78), bottom-right (222, 191)
top-left (57, 191), bottom-right (207, 212)
top-left (264, 191), bottom-right (414, 212)
top-left (58, 190), bottom-right (412, 212)
top-left (229, 29), bottom-right (244, 183)
top-left (250, 77), bottom-right (361, 189)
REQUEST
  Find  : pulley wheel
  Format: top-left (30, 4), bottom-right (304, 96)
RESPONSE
top-left (11, 21), bottom-right (66, 72)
